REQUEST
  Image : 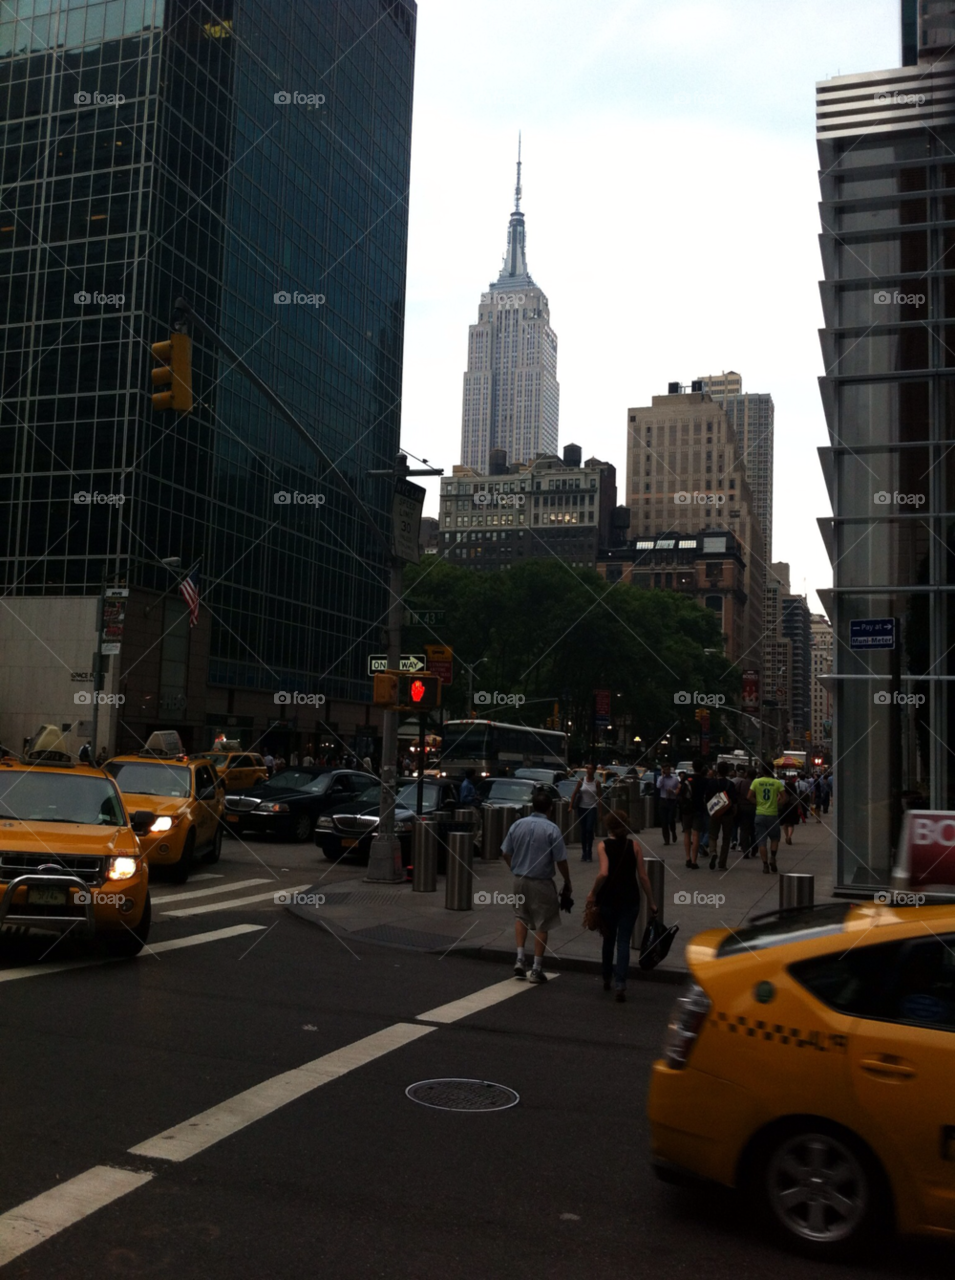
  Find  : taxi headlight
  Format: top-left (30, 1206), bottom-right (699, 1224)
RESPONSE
top-left (107, 856), bottom-right (139, 881)
top-left (150, 815), bottom-right (181, 833)
top-left (662, 981), bottom-right (711, 1069)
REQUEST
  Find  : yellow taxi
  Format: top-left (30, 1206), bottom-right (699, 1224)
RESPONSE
top-left (0, 727), bottom-right (152, 956)
top-left (649, 900), bottom-right (955, 1258)
top-left (106, 732), bottom-right (224, 883)
top-left (205, 744), bottom-right (268, 794)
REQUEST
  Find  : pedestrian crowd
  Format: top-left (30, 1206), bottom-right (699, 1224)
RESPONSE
top-left (655, 760), bottom-right (832, 874)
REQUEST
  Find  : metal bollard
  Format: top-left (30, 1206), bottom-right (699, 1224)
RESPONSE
top-left (779, 872), bottom-right (814, 911)
top-left (642, 795), bottom-right (655, 832)
top-left (634, 855), bottom-right (666, 946)
top-left (627, 780), bottom-right (643, 833)
top-left (445, 832), bottom-right (473, 910)
top-left (482, 804), bottom-right (504, 860)
top-left (500, 805), bottom-right (521, 853)
top-left (554, 798), bottom-right (569, 838)
top-left (412, 818), bottom-right (437, 892)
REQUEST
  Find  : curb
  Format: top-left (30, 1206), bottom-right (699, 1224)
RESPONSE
top-left (452, 943), bottom-right (688, 984)
top-left (286, 900), bottom-right (688, 984)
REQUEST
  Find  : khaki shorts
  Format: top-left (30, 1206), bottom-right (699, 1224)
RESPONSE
top-left (513, 875), bottom-right (561, 933)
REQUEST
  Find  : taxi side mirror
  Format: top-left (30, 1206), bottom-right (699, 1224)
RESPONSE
top-left (130, 810), bottom-right (156, 836)
top-left (198, 785), bottom-right (218, 801)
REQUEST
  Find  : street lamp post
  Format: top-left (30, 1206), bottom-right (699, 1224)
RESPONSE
top-left (467, 657), bottom-right (489, 709)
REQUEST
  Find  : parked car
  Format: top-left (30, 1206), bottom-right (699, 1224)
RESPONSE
top-left (315, 777), bottom-right (459, 870)
top-left (223, 768), bottom-right (379, 842)
top-left (649, 899), bottom-right (955, 1258)
top-left (107, 734), bottom-right (225, 882)
top-left (0, 726), bottom-right (153, 955)
top-left (479, 778), bottom-right (561, 808)
top-left (557, 778), bottom-right (578, 802)
top-left (513, 768), bottom-right (568, 785)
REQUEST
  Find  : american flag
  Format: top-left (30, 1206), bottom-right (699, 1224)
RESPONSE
top-left (179, 573), bottom-right (199, 627)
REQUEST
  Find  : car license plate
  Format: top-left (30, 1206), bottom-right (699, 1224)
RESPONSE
top-left (226, 814), bottom-right (239, 823)
top-left (27, 887), bottom-right (67, 906)
top-left (341, 838), bottom-right (358, 848)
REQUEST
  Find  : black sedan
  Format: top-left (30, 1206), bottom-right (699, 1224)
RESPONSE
top-left (223, 768), bottom-right (379, 842)
top-left (315, 777), bottom-right (460, 869)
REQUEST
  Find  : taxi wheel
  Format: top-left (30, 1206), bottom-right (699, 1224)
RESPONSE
top-left (170, 829), bottom-right (196, 884)
top-left (755, 1121), bottom-right (888, 1259)
top-left (105, 894), bottom-right (151, 958)
top-left (204, 825), bottom-right (223, 864)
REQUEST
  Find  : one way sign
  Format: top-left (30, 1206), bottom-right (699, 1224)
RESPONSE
top-left (367, 654), bottom-right (426, 675)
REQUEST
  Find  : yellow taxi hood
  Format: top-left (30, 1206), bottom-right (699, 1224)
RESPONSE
top-left (116, 793), bottom-right (186, 818)
top-left (0, 821), bottom-right (130, 855)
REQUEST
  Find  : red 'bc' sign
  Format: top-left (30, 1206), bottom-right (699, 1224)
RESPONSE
top-left (896, 811), bottom-right (955, 888)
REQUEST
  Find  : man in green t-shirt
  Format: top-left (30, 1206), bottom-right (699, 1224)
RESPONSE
top-left (748, 766), bottom-right (785, 874)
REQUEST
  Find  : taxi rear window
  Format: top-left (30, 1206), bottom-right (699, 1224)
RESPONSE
top-left (716, 903), bottom-right (853, 957)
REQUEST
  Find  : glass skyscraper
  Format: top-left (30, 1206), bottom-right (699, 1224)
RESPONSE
top-left (0, 0), bottom-right (416, 753)
top-left (816, 33), bottom-right (955, 887)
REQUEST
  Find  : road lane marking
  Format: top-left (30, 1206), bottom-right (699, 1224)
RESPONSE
top-left (0, 1166), bottom-right (152, 1267)
top-left (0, 924), bottom-right (266, 980)
top-left (151, 878), bottom-right (271, 905)
top-left (415, 973), bottom-right (559, 1024)
top-left (188, 873), bottom-right (224, 882)
top-left (129, 1022), bottom-right (435, 1162)
top-left (161, 884), bottom-right (311, 917)
top-left (146, 924), bottom-right (266, 953)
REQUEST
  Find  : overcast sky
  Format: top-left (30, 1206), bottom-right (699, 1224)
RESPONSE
top-left (399, 0), bottom-right (901, 613)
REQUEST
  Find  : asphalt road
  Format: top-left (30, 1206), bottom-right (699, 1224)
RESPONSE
top-left (0, 836), bottom-right (950, 1279)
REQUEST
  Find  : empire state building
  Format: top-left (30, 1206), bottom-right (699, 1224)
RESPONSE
top-left (460, 147), bottom-right (559, 471)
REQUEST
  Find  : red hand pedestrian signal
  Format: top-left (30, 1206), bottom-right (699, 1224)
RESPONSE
top-left (396, 672), bottom-right (440, 710)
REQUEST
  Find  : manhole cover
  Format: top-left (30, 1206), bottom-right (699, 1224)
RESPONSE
top-left (405, 1078), bottom-right (520, 1112)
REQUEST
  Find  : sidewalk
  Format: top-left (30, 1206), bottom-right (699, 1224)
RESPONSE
top-left (287, 815), bottom-right (837, 980)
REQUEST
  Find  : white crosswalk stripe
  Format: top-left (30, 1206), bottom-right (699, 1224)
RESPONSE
top-left (151, 878), bottom-right (271, 905)
top-left (161, 884), bottom-right (312, 918)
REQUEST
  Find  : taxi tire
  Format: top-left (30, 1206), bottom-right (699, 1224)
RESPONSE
top-left (204, 825), bottom-right (223, 864)
top-left (751, 1119), bottom-right (890, 1261)
top-left (170, 829), bottom-right (196, 884)
top-left (104, 894), bottom-right (151, 958)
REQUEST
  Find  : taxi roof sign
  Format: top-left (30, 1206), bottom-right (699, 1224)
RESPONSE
top-left (141, 730), bottom-right (185, 758)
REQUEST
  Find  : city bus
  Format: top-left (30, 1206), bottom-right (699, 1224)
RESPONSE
top-left (438, 720), bottom-right (568, 778)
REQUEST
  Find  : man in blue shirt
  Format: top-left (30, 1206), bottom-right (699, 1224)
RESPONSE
top-left (501, 792), bottom-right (571, 984)
top-left (459, 769), bottom-right (478, 805)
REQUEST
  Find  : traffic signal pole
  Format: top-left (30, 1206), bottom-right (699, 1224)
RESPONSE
top-left (366, 552), bottom-right (405, 881)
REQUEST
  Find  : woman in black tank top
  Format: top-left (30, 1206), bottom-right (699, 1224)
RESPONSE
top-left (586, 808), bottom-right (658, 1002)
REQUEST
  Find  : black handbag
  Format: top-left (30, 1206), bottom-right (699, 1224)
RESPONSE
top-left (638, 916), bottom-right (680, 970)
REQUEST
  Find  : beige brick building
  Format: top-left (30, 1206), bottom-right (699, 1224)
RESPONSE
top-left (625, 389), bottom-right (765, 670)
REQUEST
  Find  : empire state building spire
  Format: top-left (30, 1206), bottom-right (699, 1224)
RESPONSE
top-left (497, 134), bottom-right (533, 288)
top-left (460, 135), bottom-right (559, 472)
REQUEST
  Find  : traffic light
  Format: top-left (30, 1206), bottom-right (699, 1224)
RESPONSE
top-left (151, 332), bottom-right (193, 412)
top-left (812, 754), bottom-right (824, 767)
top-left (373, 673), bottom-right (399, 707)
top-left (398, 672), bottom-right (440, 710)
